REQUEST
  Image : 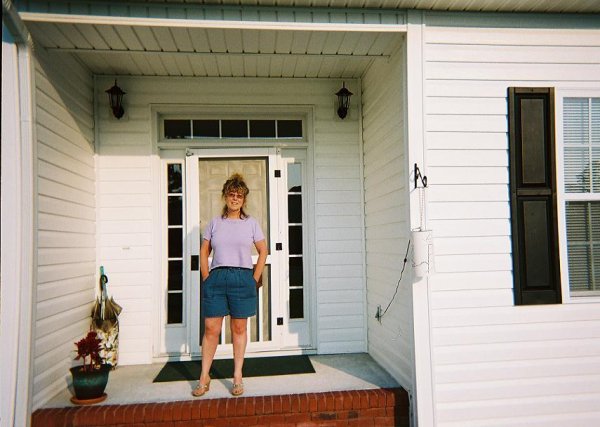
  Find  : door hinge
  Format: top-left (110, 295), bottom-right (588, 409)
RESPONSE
top-left (274, 169), bottom-right (281, 178)
top-left (276, 243), bottom-right (283, 251)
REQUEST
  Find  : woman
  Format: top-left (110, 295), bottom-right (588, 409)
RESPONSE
top-left (193, 173), bottom-right (268, 398)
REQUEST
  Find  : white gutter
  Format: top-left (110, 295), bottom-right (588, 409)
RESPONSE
top-left (2, 0), bottom-right (33, 45)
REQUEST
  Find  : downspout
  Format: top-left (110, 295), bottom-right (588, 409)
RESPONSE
top-left (3, 0), bottom-right (32, 45)
top-left (2, 1), bottom-right (36, 425)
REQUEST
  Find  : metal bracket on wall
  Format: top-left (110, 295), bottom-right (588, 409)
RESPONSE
top-left (414, 163), bottom-right (428, 189)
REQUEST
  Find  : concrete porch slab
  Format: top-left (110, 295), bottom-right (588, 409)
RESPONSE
top-left (44, 353), bottom-right (401, 407)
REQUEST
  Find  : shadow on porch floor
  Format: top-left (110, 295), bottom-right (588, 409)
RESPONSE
top-left (35, 353), bottom-right (409, 426)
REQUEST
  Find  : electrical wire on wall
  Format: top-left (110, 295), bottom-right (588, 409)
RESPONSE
top-left (375, 239), bottom-right (411, 323)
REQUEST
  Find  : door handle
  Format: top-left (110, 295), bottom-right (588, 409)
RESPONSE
top-left (191, 255), bottom-right (199, 271)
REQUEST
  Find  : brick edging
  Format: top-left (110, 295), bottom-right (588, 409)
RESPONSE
top-left (32, 387), bottom-right (409, 426)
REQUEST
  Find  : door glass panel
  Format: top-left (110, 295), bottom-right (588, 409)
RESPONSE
top-left (164, 120), bottom-right (191, 139)
top-left (250, 120), bottom-right (276, 138)
top-left (289, 289), bottom-right (304, 319)
top-left (167, 293), bottom-right (183, 324)
top-left (168, 261), bottom-right (183, 291)
top-left (287, 162), bottom-right (304, 320)
top-left (168, 228), bottom-right (183, 258)
top-left (168, 164), bottom-right (183, 193)
top-left (288, 163), bottom-right (302, 191)
top-left (289, 257), bottom-right (303, 286)
top-left (221, 120), bottom-right (248, 138)
top-left (198, 157), bottom-right (271, 344)
top-left (288, 194), bottom-right (302, 223)
top-left (193, 120), bottom-right (220, 138)
top-left (166, 163), bottom-right (184, 325)
top-left (288, 226), bottom-right (303, 255)
top-left (168, 196), bottom-right (183, 225)
top-left (277, 120), bottom-right (303, 138)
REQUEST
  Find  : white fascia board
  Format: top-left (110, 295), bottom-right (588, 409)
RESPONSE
top-left (20, 13), bottom-right (407, 32)
top-left (19, 3), bottom-right (407, 32)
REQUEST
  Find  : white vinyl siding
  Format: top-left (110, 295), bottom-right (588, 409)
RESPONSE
top-left (361, 44), bottom-right (412, 388)
top-left (422, 14), bottom-right (600, 425)
top-left (96, 76), bottom-right (366, 361)
top-left (33, 47), bottom-right (95, 409)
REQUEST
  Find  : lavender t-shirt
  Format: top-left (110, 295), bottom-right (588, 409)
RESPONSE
top-left (203, 216), bottom-right (265, 270)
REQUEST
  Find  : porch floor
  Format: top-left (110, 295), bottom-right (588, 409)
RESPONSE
top-left (45, 353), bottom-right (400, 408)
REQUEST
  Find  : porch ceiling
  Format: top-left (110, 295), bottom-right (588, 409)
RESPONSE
top-left (26, 21), bottom-right (402, 78)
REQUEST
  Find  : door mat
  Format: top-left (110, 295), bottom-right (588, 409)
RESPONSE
top-left (153, 355), bottom-right (315, 382)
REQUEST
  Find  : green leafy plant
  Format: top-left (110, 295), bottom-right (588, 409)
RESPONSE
top-left (74, 331), bottom-right (103, 373)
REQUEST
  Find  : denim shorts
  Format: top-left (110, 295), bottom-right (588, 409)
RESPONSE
top-left (201, 267), bottom-right (257, 318)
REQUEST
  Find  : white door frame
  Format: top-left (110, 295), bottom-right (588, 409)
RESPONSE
top-left (185, 147), bottom-right (286, 356)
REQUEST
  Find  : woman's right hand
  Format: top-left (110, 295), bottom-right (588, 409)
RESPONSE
top-left (200, 239), bottom-right (212, 283)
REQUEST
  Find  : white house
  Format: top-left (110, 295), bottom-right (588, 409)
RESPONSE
top-left (2, 0), bottom-right (599, 425)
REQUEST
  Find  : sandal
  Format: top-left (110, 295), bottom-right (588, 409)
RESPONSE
top-left (231, 382), bottom-right (244, 397)
top-left (192, 378), bottom-right (211, 397)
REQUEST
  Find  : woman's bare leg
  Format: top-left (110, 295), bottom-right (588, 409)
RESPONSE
top-left (230, 317), bottom-right (248, 384)
top-left (200, 316), bottom-right (223, 384)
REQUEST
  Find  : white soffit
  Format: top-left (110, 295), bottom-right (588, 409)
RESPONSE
top-left (25, 21), bottom-right (403, 78)
top-left (22, 1), bottom-right (406, 79)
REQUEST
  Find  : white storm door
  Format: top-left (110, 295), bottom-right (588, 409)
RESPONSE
top-left (186, 148), bottom-right (282, 355)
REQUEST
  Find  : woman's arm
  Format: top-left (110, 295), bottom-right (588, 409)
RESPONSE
top-left (253, 239), bottom-right (268, 285)
top-left (200, 239), bottom-right (212, 281)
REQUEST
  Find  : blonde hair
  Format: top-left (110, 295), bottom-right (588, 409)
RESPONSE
top-left (221, 173), bottom-right (249, 219)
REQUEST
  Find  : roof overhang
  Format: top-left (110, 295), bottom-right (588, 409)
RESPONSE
top-left (13, 0), bottom-right (600, 79)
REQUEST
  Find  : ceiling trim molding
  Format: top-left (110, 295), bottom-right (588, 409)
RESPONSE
top-left (49, 47), bottom-right (391, 60)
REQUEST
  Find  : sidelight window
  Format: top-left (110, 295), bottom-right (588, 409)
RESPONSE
top-left (166, 163), bottom-right (185, 323)
top-left (287, 162), bottom-right (305, 319)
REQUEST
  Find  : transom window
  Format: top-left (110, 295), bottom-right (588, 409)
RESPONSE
top-left (562, 97), bottom-right (600, 296)
top-left (163, 118), bottom-right (303, 140)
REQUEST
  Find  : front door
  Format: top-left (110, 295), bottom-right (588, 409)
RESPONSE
top-left (183, 148), bottom-right (310, 356)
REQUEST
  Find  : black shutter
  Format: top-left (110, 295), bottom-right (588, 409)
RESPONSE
top-left (508, 88), bottom-right (561, 305)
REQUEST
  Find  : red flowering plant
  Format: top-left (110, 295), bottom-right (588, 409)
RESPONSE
top-left (74, 331), bottom-right (103, 373)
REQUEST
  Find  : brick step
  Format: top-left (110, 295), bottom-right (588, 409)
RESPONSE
top-left (32, 387), bottom-right (409, 427)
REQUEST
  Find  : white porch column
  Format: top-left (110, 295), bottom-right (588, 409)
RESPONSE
top-left (405, 10), bottom-right (436, 427)
top-left (1, 6), bottom-right (36, 425)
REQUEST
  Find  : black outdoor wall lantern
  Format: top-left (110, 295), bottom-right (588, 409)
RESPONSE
top-left (105, 80), bottom-right (126, 119)
top-left (335, 82), bottom-right (353, 119)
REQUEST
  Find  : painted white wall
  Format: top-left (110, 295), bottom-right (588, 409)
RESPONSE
top-left (361, 43), bottom-right (414, 391)
top-left (95, 76), bottom-right (366, 364)
top-left (32, 47), bottom-right (96, 408)
top-left (421, 13), bottom-right (600, 426)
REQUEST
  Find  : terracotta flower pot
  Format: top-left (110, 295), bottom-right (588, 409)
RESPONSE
top-left (69, 364), bottom-right (110, 403)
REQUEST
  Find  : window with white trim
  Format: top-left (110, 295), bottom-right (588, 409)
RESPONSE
top-left (562, 97), bottom-right (600, 296)
top-left (162, 118), bottom-right (303, 140)
top-left (166, 162), bottom-right (185, 323)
